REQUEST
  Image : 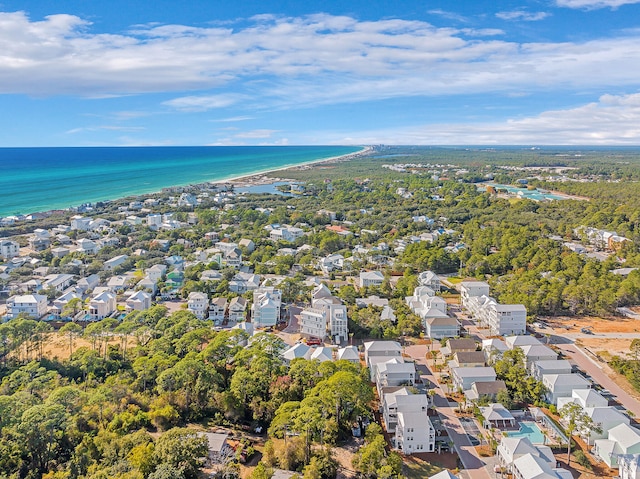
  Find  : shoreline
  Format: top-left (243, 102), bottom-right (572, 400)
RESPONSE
top-left (208, 146), bottom-right (371, 187)
top-left (9, 146), bottom-right (371, 219)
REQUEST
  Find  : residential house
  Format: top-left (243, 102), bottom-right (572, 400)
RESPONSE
top-left (310, 347), bottom-right (334, 363)
top-left (224, 248), bottom-right (243, 268)
top-left (29, 229), bottom-right (51, 251)
top-left (451, 366), bottom-right (497, 392)
top-left (187, 292), bottom-right (209, 320)
top-left (126, 291), bottom-right (152, 311)
top-left (337, 346), bottom-right (359, 363)
top-left (429, 472), bottom-right (460, 479)
top-left (497, 437), bottom-right (555, 474)
top-left (104, 254), bottom-right (129, 271)
top-left (107, 275), bottom-right (130, 293)
top-left (619, 454), bottom-right (640, 479)
top-left (6, 294), bottom-right (48, 319)
top-left (364, 340), bottom-right (402, 371)
top-left (531, 360), bottom-right (572, 381)
top-left (449, 351), bottom-right (486, 369)
top-left (464, 380), bottom-right (508, 403)
top-left (198, 432), bottom-right (232, 465)
top-left (70, 215), bottom-right (92, 231)
top-left (359, 271), bottom-right (385, 288)
top-left (486, 303), bottom-right (527, 336)
top-left (282, 343), bottom-right (312, 363)
top-left (595, 424), bottom-right (640, 468)
top-left (51, 247), bottom-right (70, 258)
top-left (579, 407), bottom-right (630, 444)
top-left (137, 277), bottom-right (158, 295)
top-left (520, 345), bottom-right (558, 370)
top-left (542, 373), bottom-right (592, 405)
top-left (252, 287), bottom-right (281, 328)
top-left (319, 254), bottom-right (344, 274)
top-left (43, 273), bottom-right (75, 293)
top-left (229, 272), bottom-right (261, 293)
top-left (76, 274), bottom-right (100, 293)
top-left (146, 264), bottom-right (167, 282)
top-left (76, 238), bottom-right (98, 255)
top-left (460, 281), bottom-right (490, 308)
top-left (0, 240), bottom-right (19, 259)
top-left (442, 338), bottom-right (477, 357)
top-left (89, 291), bottom-right (116, 320)
top-left (482, 338), bottom-right (509, 363)
top-left (395, 407), bottom-right (435, 454)
top-left (422, 315), bottom-right (459, 340)
top-left (382, 387), bottom-right (411, 433)
top-left (356, 295), bottom-right (389, 308)
top-left (269, 226), bottom-right (304, 242)
top-left (375, 358), bottom-right (416, 392)
top-left (505, 335), bottom-right (542, 350)
top-left (511, 453), bottom-right (572, 479)
top-left (52, 290), bottom-right (83, 318)
top-left (418, 270), bottom-right (441, 291)
top-left (209, 297), bottom-right (227, 323)
top-left (557, 388), bottom-right (608, 410)
top-left (228, 297), bottom-right (247, 322)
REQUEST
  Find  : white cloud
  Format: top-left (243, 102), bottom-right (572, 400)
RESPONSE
top-left (211, 116), bottom-right (255, 122)
top-left (233, 129), bottom-right (278, 139)
top-left (496, 10), bottom-right (550, 21)
top-left (162, 94), bottom-right (245, 112)
top-left (1, 10), bottom-right (640, 111)
top-left (66, 125), bottom-right (146, 134)
top-left (321, 93), bottom-right (640, 145)
top-left (555, 0), bottom-right (640, 8)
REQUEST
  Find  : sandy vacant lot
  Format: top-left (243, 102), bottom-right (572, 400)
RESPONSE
top-left (544, 316), bottom-right (640, 334)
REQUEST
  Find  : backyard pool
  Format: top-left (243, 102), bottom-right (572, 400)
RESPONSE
top-left (506, 421), bottom-right (546, 444)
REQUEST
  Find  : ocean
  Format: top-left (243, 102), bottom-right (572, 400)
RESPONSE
top-left (0, 146), bottom-right (361, 216)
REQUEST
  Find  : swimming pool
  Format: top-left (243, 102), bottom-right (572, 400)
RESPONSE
top-left (506, 421), bottom-right (546, 444)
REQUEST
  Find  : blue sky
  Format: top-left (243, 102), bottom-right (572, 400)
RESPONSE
top-left (2, 0), bottom-right (640, 146)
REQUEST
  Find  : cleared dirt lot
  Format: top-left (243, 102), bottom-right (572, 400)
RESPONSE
top-left (544, 315), bottom-right (640, 334)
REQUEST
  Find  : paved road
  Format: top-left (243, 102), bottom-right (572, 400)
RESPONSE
top-left (405, 345), bottom-right (492, 479)
top-left (555, 343), bottom-right (640, 418)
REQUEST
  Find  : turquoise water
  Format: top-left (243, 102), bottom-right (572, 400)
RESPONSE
top-left (0, 146), bottom-right (361, 216)
top-left (481, 183), bottom-right (568, 201)
top-left (506, 421), bottom-right (546, 444)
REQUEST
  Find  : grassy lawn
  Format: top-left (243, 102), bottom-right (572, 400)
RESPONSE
top-left (403, 456), bottom-right (445, 479)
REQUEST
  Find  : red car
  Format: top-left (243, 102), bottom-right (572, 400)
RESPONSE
top-left (305, 337), bottom-right (322, 346)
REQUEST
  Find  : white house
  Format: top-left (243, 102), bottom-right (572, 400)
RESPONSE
top-left (77, 274), bottom-right (100, 293)
top-left (460, 281), bottom-right (490, 308)
top-left (337, 346), bottom-right (359, 363)
top-left (70, 215), bottom-right (92, 231)
top-left (619, 454), bottom-right (640, 479)
top-left (395, 408), bottom-right (435, 454)
top-left (252, 287), bottom-right (281, 328)
top-left (382, 387), bottom-right (411, 433)
top-left (319, 254), bottom-right (344, 274)
top-left (375, 359), bottom-right (416, 392)
top-left (542, 373), bottom-right (592, 404)
top-left (6, 294), bottom-right (48, 319)
top-left (578, 407), bottom-right (630, 444)
top-left (505, 335), bottom-right (542, 349)
top-left (364, 341), bottom-right (402, 370)
top-left (209, 297), bottom-right (227, 323)
top-left (0, 240), bottom-right (20, 259)
top-left (531, 360), bottom-right (572, 381)
top-left (282, 343), bottom-right (311, 363)
top-left (76, 238), bottom-right (98, 255)
top-left (418, 271), bottom-right (441, 291)
top-left (511, 453), bottom-right (572, 479)
top-left (52, 290), bottom-right (83, 318)
top-left (187, 292), bottom-right (209, 320)
top-left (520, 345), bottom-right (558, 370)
top-left (594, 424), bottom-right (640, 468)
top-left (228, 297), bottom-right (247, 322)
top-left (557, 388), bottom-right (608, 410)
top-left (486, 303), bottom-right (527, 336)
top-left (104, 254), bottom-right (129, 271)
top-left (89, 291), bottom-right (116, 320)
top-left (425, 315), bottom-right (460, 339)
top-left (497, 437), bottom-right (555, 474)
top-left (359, 271), bottom-right (384, 288)
top-left (451, 366), bottom-right (497, 392)
top-left (126, 290), bottom-right (152, 311)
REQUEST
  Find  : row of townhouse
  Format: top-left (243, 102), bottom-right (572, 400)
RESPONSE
top-left (406, 283), bottom-right (460, 339)
top-left (461, 281), bottom-right (527, 336)
top-left (299, 284), bottom-right (348, 344)
top-left (187, 292), bottom-right (247, 322)
top-left (365, 340), bottom-right (435, 455)
top-left (281, 343), bottom-right (359, 364)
